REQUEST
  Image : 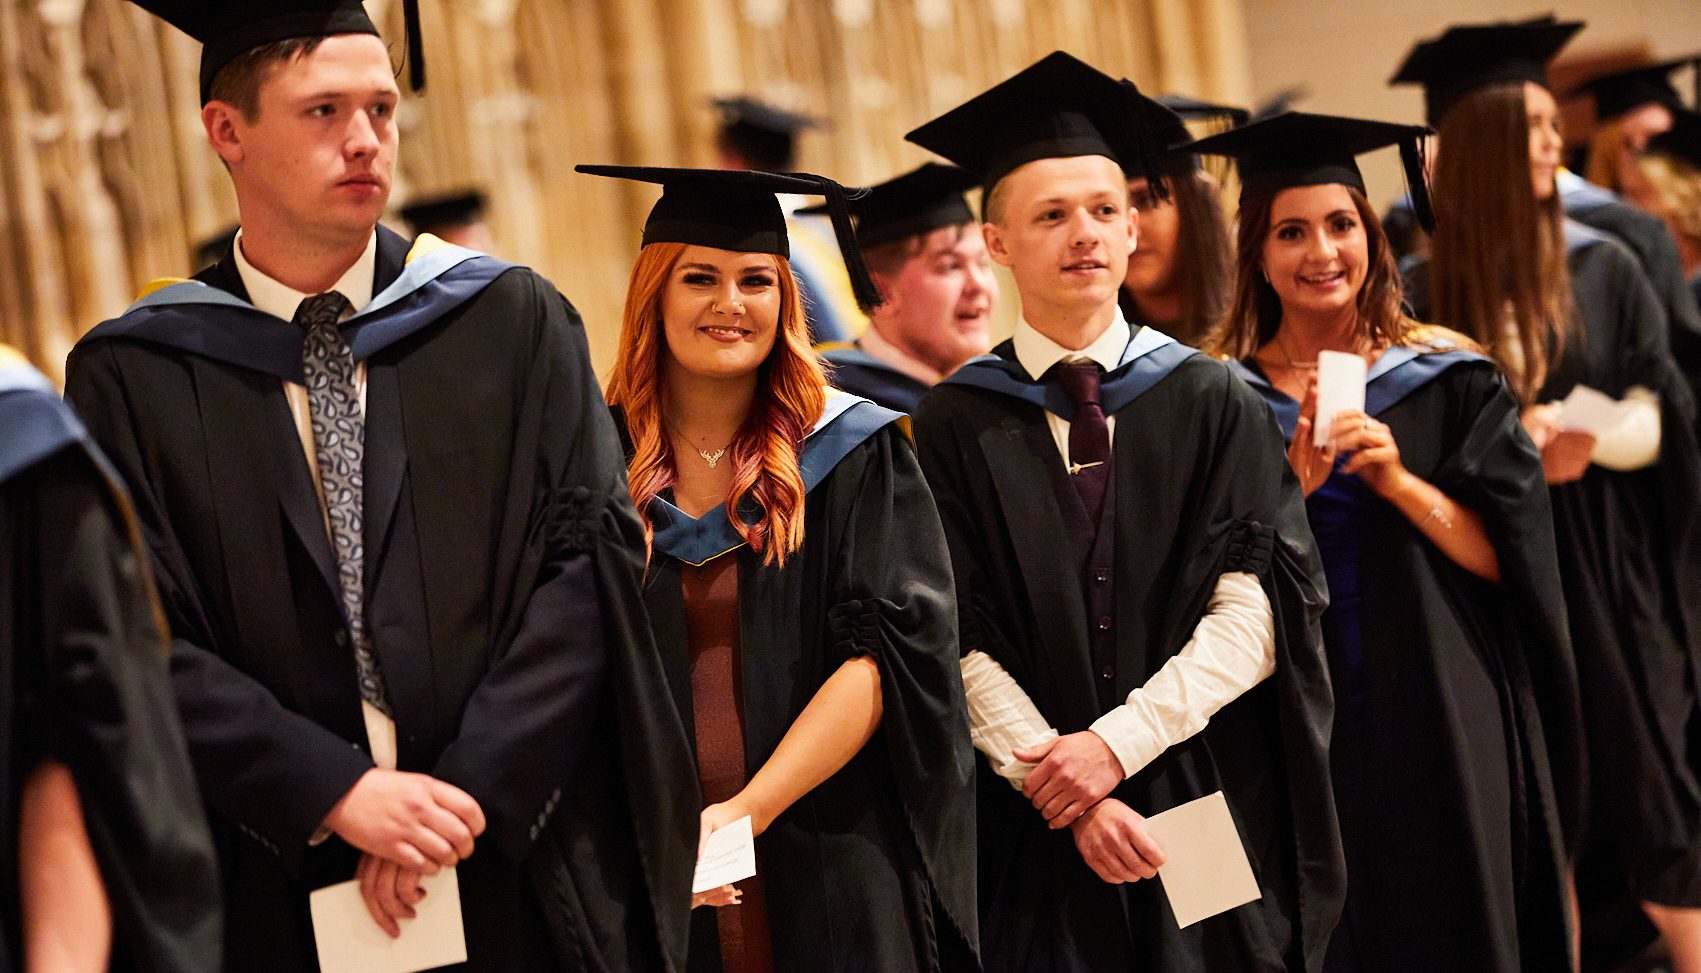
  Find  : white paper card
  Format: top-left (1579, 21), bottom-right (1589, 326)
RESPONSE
top-left (1556, 384), bottom-right (1625, 436)
top-left (692, 815), bottom-right (758, 894)
top-left (1144, 791), bottom-right (1262, 929)
top-left (309, 865), bottom-right (467, 973)
top-left (1313, 350), bottom-right (1368, 447)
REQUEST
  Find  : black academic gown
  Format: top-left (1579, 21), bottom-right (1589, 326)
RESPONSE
top-left (1407, 225), bottom-right (1701, 934)
top-left (1233, 348), bottom-right (1580, 973)
top-left (1560, 173), bottom-right (1701, 417)
top-left (0, 360), bottom-right (222, 973)
top-left (618, 395), bottom-right (980, 973)
top-left (820, 342), bottom-right (931, 413)
top-left (63, 228), bottom-right (698, 973)
top-left (914, 328), bottom-right (1343, 973)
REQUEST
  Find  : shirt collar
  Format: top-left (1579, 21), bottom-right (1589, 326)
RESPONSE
top-left (859, 325), bottom-right (943, 386)
top-left (233, 229), bottom-right (378, 322)
top-left (1012, 308), bottom-right (1131, 380)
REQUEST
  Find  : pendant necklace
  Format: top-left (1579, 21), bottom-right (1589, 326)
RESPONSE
top-left (671, 425), bottom-right (730, 469)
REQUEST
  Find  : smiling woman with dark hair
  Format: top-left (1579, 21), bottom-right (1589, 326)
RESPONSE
top-left (1201, 109), bottom-right (1581, 973)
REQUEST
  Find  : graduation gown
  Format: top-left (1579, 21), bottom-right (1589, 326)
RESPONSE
top-left (1559, 173), bottom-right (1701, 415)
top-left (820, 342), bottom-right (931, 413)
top-left (620, 395), bottom-right (980, 973)
top-left (914, 328), bottom-right (1343, 973)
top-left (63, 228), bottom-right (698, 973)
top-left (1407, 225), bottom-right (1701, 916)
top-left (1233, 347), bottom-right (1579, 972)
top-left (0, 358), bottom-right (221, 972)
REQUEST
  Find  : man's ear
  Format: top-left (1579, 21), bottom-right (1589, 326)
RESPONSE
top-left (983, 221), bottom-right (1014, 268)
top-left (1126, 206), bottom-right (1139, 252)
top-left (202, 101), bottom-right (246, 166)
top-left (869, 271), bottom-right (900, 316)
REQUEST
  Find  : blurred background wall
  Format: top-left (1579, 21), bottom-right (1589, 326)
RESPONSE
top-left (4, 0), bottom-right (1698, 380)
top-left (0, 0), bottom-right (1251, 380)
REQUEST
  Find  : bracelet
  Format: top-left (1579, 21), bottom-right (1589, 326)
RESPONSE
top-left (1418, 505), bottom-right (1454, 530)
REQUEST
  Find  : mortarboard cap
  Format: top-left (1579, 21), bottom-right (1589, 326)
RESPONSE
top-left (1572, 55), bottom-right (1701, 121)
top-left (126, 0), bottom-right (424, 103)
top-left (711, 97), bottom-right (823, 171)
top-left (400, 189), bottom-right (489, 234)
top-left (575, 165), bottom-right (884, 313)
top-left (1390, 15), bottom-right (1583, 125)
top-left (904, 51), bottom-right (1180, 197)
top-left (1189, 111), bottom-right (1437, 231)
top-left (1158, 94), bottom-right (1252, 129)
top-left (1646, 108), bottom-right (1701, 168)
top-left (795, 163), bottom-right (979, 250)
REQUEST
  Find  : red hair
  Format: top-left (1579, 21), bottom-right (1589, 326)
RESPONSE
top-left (605, 241), bottom-right (827, 566)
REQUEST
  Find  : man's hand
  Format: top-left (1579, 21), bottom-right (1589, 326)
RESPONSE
top-left (356, 853), bottom-right (426, 939)
top-left (1069, 799), bottom-right (1165, 884)
top-left (322, 769), bottom-right (485, 871)
top-left (1014, 731), bottom-right (1125, 829)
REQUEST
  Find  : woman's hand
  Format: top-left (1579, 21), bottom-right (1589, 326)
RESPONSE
top-left (1330, 410), bottom-right (1407, 498)
top-left (691, 885), bottom-right (742, 909)
top-left (1521, 402), bottom-right (1560, 450)
top-left (1520, 402), bottom-right (1595, 483)
top-left (1287, 377), bottom-right (1337, 498)
top-left (699, 798), bottom-right (760, 859)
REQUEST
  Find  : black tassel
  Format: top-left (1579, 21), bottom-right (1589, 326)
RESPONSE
top-left (813, 178), bottom-right (884, 314)
top-left (1398, 133), bottom-right (1436, 234)
top-left (404, 0), bottom-right (426, 92)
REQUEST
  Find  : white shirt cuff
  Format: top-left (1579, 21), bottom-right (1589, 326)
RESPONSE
top-left (960, 651), bottom-right (1058, 790)
top-left (1089, 571), bottom-right (1275, 780)
top-left (1590, 387), bottom-right (1661, 471)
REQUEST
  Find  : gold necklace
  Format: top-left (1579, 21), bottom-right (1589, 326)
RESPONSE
top-left (670, 425), bottom-right (730, 470)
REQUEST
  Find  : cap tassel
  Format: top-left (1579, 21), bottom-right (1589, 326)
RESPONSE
top-left (813, 178), bottom-right (885, 314)
top-left (1398, 134), bottom-right (1436, 234)
top-left (404, 0), bottom-right (426, 92)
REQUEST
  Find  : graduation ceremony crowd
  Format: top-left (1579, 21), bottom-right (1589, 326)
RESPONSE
top-left (8, 0), bottom-right (1701, 971)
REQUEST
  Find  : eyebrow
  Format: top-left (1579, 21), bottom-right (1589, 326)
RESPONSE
top-left (296, 88), bottom-right (398, 103)
top-left (1274, 209), bottom-right (1355, 226)
top-left (678, 262), bottom-right (776, 275)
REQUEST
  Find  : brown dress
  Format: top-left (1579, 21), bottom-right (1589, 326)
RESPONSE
top-left (682, 557), bottom-right (775, 973)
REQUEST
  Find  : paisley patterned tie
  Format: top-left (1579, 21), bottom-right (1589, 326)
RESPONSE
top-left (296, 291), bottom-right (391, 716)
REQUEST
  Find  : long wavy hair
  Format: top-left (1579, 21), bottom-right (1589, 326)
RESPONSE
top-left (1429, 82), bottom-right (1571, 403)
top-left (1207, 184), bottom-right (1420, 361)
top-left (605, 242), bottom-right (826, 567)
top-left (1121, 169), bottom-right (1236, 347)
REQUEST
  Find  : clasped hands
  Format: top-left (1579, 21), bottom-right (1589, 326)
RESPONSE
top-left (1014, 732), bottom-right (1166, 885)
top-left (321, 768), bottom-right (487, 938)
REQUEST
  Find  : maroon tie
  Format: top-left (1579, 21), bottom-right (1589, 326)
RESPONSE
top-left (1056, 360), bottom-right (1110, 524)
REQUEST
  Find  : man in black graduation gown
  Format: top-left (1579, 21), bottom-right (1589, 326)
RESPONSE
top-left (63, 4), bottom-right (696, 971)
top-left (905, 52), bottom-right (1343, 972)
top-left (2, 345), bottom-right (222, 972)
top-left (809, 164), bottom-right (998, 413)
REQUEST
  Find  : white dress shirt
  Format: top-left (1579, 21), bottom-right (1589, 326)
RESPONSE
top-left (960, 310), bottom-right (1278, 788)
top-left (233, 230), bottom-right (397, 774)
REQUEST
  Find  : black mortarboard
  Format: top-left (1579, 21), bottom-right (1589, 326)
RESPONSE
top-left (575, 165), bottom-right (883, 313)
top-left (192, 224), bottom-right (239, 270)
top-left (1572, 55), bottom-right (1701, 121)
top-left (1189, 111), bottom-right (1437, 231)
top-left (1158, 94), bottom-right (1252, 129)
top-left (1390, 15), bottom-right (1583, 125)
top-left (1647, 108), bottom-right (1701, 167)
top-left (126, 0), bottom-right (424, 102)
top-left (711, 97), bottom-right (823, 171)
top-left (904, 51), bottom-right (1179, 196)
top-left (794, 164), bottom-right (979, 249)
top-left (399, 189), bottom-right (488, 234)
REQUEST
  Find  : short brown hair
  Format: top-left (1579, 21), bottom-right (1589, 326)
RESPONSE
top-left (861, 222), bottom-right (973, 280)
top-left (207, 37), bottom-right (327, 119)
